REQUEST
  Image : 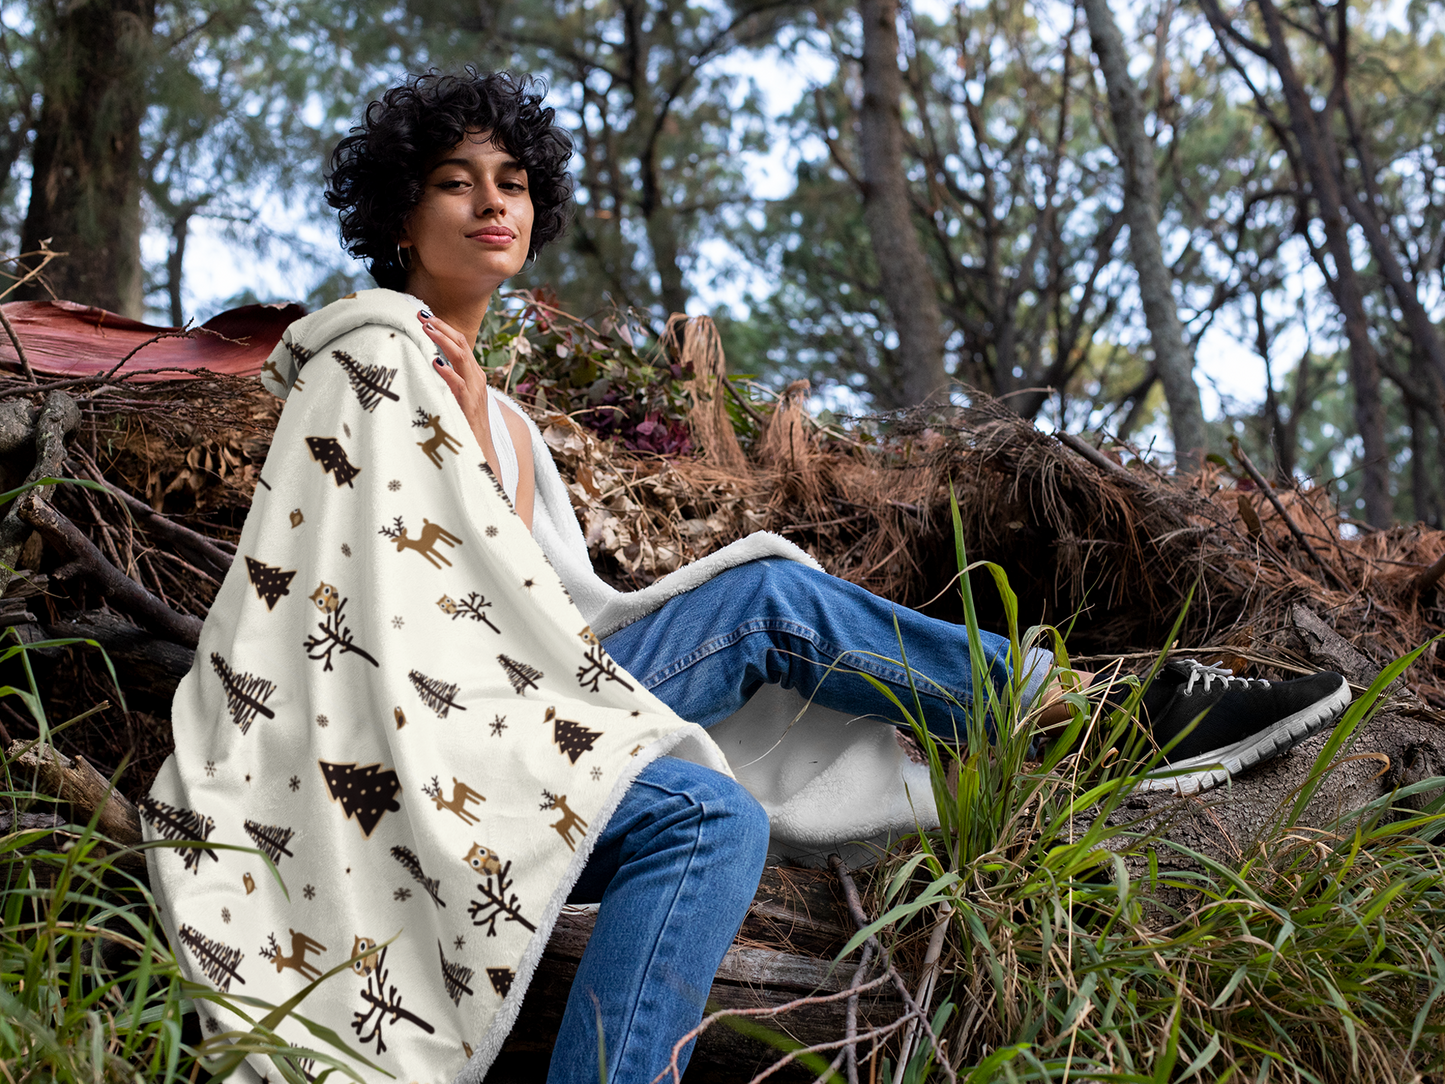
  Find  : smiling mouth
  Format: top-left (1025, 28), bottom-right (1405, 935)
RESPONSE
top-left (468, 228), bottom-right (515, 242)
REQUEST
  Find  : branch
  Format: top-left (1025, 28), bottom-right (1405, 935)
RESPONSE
top-left (0, 305), bottom-right (34, 381)
top-left (16, 488), bottom-right (203, 647)
top-left (1229, 437), bottom-right (1351, 593)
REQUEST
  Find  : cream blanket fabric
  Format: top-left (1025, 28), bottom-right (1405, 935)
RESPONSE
top-left (144, 292), bottom-right (727, 1083)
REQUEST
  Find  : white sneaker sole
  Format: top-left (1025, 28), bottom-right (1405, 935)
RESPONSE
top-left (1136, 677), bottom-right (1353, 796)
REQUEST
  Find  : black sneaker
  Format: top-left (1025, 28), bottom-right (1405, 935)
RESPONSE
top-left (1133, 659), bottom-right (1352, 795)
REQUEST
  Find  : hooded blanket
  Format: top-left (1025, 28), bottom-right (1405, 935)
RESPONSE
top-left (143, 291), bottom-right (727, 1083)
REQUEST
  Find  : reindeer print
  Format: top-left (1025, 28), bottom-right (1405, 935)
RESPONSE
top-left (379, 516), bottom-right (462, 569)
top-left (262, 929), bottom-right (327, 981)
top-left (413, 408), bottom-right (463, 468)
top-left (540, 791), bottom-right (588, 852)
top-left (464, 842), bottom-right (502, 877)
top-left (423, 776), bottom-right (485, 825)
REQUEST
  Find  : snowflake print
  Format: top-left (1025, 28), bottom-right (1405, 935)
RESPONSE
top-left (204, 759), bottom-right (216, 777)
top-left (454, 935), bottom-right (466, 951)
top-left (388, 479), bottom-right (402, 492)
top-left (590, 767), bottom-right (603, 781)
top-left (289, 775), bottom-right (300, 792)
top-left (392, 615), bottom-right (405, 629)
top-left (316, 714), bottom-right (329, 728)
top-left (341, 542), bottom-right (352, 557)
top-left (221, 907), bottom-right (231, 924)
top-left (489, 714), bottom-right (507, 737)
top-left (303, 884), bottom-right (315, 900)
top-left (394, 887), bottom-right (413, 902)
top-left (205, 1017), bottom-right (221, 1034)
top-left (486, 526), bottom-right (498, 538)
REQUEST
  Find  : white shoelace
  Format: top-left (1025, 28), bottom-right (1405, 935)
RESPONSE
top-left (1177, 659), bottom-right (1267, 696)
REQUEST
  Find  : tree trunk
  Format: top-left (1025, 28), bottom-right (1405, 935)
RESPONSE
top-left (1202, 0), bottom-right (1394, 525)
top-left (1080, 0), bottom-right (1208, 470)
top-left (18, 0), bottom-right (154, 317)
top-left (856, 0), bottom-right (949, 407)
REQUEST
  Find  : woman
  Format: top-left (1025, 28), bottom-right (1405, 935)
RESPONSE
top-left (146, 69), bottom-right (1348, 1084)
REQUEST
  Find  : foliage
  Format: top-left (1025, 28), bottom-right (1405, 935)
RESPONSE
top-left (843, 501), bottom-right (1445, 1081)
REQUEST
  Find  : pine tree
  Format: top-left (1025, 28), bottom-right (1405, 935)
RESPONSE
top-left (244, 557), bottom-right (296, 610)
top-left (210, 653), bottom-right (276, 735)
top-left (319, 761), bottom-right (402, 839)
top-left (305, 436), bottom-right (361, 488)
top-left (487, 967), bottom-right (514, 998)
top-left (437, 941), bottom-right (475, 1007)
top-left (497, 654), bottom-right (543, 696)
top-left (552, 715), bottom-right (601, 764)
top-left (333, 349), bottom-right (400, 411)
top-left (178, 924), bottom-right (246, 992)
top-left (409, 670), bottom-right (466, 718)
top-left (479, 462), bottom-right (515, 510)
top-left (139, 797), bottom-right (218, 874)
top-left (391, 845), bottom-right (446, 908)
top-left (243, 820), bottom-right (295, 865)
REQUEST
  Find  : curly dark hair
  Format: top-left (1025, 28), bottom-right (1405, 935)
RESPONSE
top-left (325, 69), bottom-right (574, 291)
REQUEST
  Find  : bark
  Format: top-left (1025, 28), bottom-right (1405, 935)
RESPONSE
top-left (1080, 0), bottom-right (1208, 470)
top-left (17, 0), bottom-right (155, 317)
top-left (856, 0), bottom-right (950, 407)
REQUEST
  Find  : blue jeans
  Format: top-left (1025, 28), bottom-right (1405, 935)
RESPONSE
top-left (603, 557), bottom-right (1043, 739)
top-left (551, 559), bottom-right (1045, 1081)
top-left (548, 756), bottom-right (770, 1084)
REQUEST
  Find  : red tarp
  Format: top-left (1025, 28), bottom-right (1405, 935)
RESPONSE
top-left (0, 300), bottom-right (307, 382)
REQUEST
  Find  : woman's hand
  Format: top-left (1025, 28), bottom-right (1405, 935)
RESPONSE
top-left (420, 308), bottom-right (534, 529)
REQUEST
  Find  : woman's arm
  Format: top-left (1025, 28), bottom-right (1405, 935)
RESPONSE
top-left (421, 311), bottom-right (535, 529)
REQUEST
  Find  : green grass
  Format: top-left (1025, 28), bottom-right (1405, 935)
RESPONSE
top-left (851, 494), bottom-right (1445, 1083)
top-left (4, 500), bottom-right (1445, 1082)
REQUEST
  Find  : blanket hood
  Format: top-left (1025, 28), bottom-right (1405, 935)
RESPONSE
top-left (261, 288), bottom-right (437, 399)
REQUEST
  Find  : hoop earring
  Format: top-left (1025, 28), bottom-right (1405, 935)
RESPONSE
top-left (396, 243), bottom-right (413, 272)
top-left (522, 251), bottom-right (537, 272)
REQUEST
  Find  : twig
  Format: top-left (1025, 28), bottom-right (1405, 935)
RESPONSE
top-left (16, 489), bottom-right (202, 648)
top-left (0, 306), bottom-right (35, 382)
top-left (830, 856), bottom-right (957, 1084)
top-left (1229, 437), bottom-right (1351, 593)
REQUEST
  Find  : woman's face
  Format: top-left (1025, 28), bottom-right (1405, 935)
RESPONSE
top-left (400, 130), bottom-right (534, 303)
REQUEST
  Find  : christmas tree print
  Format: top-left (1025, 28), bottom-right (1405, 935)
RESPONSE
top-left (437, 941), bottom-right (475, 1007)
top-left (479, 462), bottom-right (514, 510)
top-left (391, 845), bottom-right (446, 908)
top-left (243, 820), bottom-right (296, 865)
top-left (487, 967), bottom-right (515, 998)
top-left (306, 436), bottom-right (361, 488)
top-left (545, 706), bottom-right (601, 764)
top-left (497, 654), bottom-right (543, 696)
top-left (351, 946), bottom-right (435, 1055)
top-left (138, 797), bottom-right (218, 873)
top-left (244, 557), bottom-right (296, 610)
top-left (210, 653), bottom-right (276, 735)
top-left (467, 859), bottom-right (536, 937)
top-left (436, 591), bottom-right (500, 633)
top-left (333, 348), bottom-right (399, 411)
top-left (319, 761), bottom-right (402, 839)
top-left (576, 644), bottom-right (636, 694)
top-left (285, 340), bottom-right (314, 371)
top-left (303, 594), bottom-right (379, 672)
top-left (178, 924), bottom-right (246, 992)
top-left (409, 670), bottom-right (466, 718)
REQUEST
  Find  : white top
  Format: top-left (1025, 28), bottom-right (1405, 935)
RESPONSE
top-left (486, 388), bottom-right (522, 503)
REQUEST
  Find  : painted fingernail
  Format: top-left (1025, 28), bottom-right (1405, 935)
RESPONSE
top-left (418, 307), bottom-right (433, 320)
top-left (434, 356), bottom-right (451, 368)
